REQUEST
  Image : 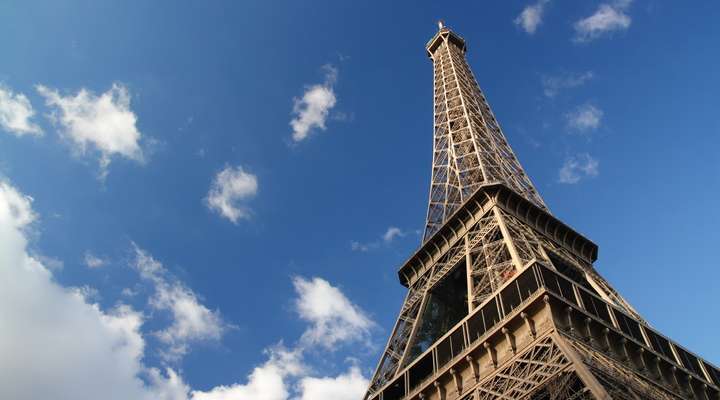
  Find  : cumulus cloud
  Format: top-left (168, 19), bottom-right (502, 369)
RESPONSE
top-left (192, 346), bottom-right (303, 400)
top-left (290, 65), bottom-right (338, 142)
top-left (205, 165), bottom-right (258, 224)
top-left (84, 251), bottom-right (107, 268)
top-left (132, 245), bottom-right (227, 361)
top-left (0, 180), bottom-right (182, 400)
top-left (293, 276), bottom-right (374, 349)
top-left (36, 83), bottom-right (144, 178)
top-left (34, 253), bottom-right (64, 270)
top-left (558, 154), bottom-right (599, 184)
top-left (0, 84), bottom-right (42, 136)
top-left (191, 347), bottom-right (368, 400)
top-left (192, 277), bottom-right (372, 400)
top-left (514, 0), bottom-right (550, 34)
top-left (566, 103), bottom-right (603, 132)
top-left (574, 0), bottom-right (632, 42)
top-left (542, 71), bottom-right (594, 98)
top-left (0, 180), bottom-right (371, 400)
top-left (296, 366), bottom-right (369, 400)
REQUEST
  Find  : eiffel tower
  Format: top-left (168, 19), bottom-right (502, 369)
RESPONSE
top-left (364, 22), bottom-right (720, 400)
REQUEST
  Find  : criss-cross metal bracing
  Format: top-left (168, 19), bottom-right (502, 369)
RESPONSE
top-left (424, 26), bottom-right (546, 241)
top-left (364, 23), bottom-right (719, 400)
top-left (475, 335), bottom-right (573, 400)
top-left (365, 191), bottom-right (645, 396)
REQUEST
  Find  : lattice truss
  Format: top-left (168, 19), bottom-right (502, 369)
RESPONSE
top-left (475, 336), bottom-right (575, 399)
top-left (367, 207), bottom-right (644, 394)
top-left (458, 333), bottom-right (690, 400)
top-left (467, 334), bottom-right (678, 400)
top-left (366, 239), bottom-right (466, 393)
top-left (568, 337), bottom-right (683, 400)
top-left (462, 334), bottom-right (622, 400)
top-left (424, 28), bottom-right (547, 240)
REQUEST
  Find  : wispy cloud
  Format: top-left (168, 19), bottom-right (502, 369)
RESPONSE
top-left (514, 0), bottom-right (551, 34)
top-left (1, 178), bottom-right (371, 400)
top-left (0, 84), bottom-right (42, 136)
top-left (566, 103), bottom-right (603, 132)
top-left (205, 165), bottom-right (258, 224)
top-left (350, 241), bottom-right (370, 252)
top-left (542, 71), bottom-right (594, 98)
top-left (382, 226), bottom-right (405, 243)
top-left (132, 244), bottom-right (228, 362)
top-left (290, 65), bottom-right (338, 142)
top-left (36, 83), bottom-right (144, 179)
top-left (559, 153), bottom-right (599, 184)
top-left (84, 251), bottom-right (107, 269)
top-left (33, 254), bottom-right (64, 270)
top-left (351, 226), bottom-right (409, 252)
top-left (574, 0), bottom-right (633, 42)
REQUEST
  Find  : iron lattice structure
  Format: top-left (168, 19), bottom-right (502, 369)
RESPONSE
top-left (364, 23), bottom-right (720, 400)
top-left (423, 25), bottom-right (546, 241)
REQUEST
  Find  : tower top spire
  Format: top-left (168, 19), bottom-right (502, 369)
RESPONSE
top-left (423, 24), bottom-right (547, 240)
top-left (426, 21), bottom-right (466, 57)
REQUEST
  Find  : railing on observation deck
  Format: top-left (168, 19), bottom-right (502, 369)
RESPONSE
top-left (371, 262), bottom-right (720, 400)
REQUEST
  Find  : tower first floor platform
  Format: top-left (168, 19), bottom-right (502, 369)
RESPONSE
top-left (368, 261), bottom-right (720, 400)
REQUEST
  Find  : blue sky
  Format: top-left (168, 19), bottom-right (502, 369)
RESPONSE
top-left (1, 1), bottom-right (719, 399)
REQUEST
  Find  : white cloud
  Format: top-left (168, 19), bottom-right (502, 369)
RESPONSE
top-left (566, 103), bottom-right (603, 132)
top-left (290, 65), bottom-right (338, 142)
top-left (558, 154), bottom-right (599, 184)
top-left (122, 287), bottom-right (140, 297)
top-left (0, 180), bottom-right (182, 400)
top-left (36, 83), bottom-right (144, 177)
top-left (34, 253), bottom-right (64, 270)
top-left (205, 165), bottom-right (258, 224)
top-left (148, 368), bottom-right (191, 400)
top-left (542, 71), bottom-right (594, 98)
top-left (192, 277), bottom-right (373, 400)
top-left (0, 179), bottom-right (372, 400)
top-left (191, 346), bottom-right (303, 400)
top-left (132, 245), bottom-right (227, 361)
top-left (574, 0), bottom-right (632, 42)
top-left (293, 276), bottom-right (374, 349)
top-left (84, 251), bottom-right (107, 268)
top-left (0, 84), bottom-right (42, 136)
top-left (350, 241), bottom-right (369, 252)
top-left (382, 226), bottom-right (404, 243)
top-left (352, 225), bottom-right (409, 252)
top-left (70, 285), bottom-right (101, 302)
top-left (514, 0), bottom-right (550, 34)
top-left (296, 366), bottom-right (369, 400)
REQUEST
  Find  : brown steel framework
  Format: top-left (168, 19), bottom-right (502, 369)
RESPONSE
top-left (364, 22), bottom-right (720, 400)
top-left (423, 23), bottom-right (546, 241)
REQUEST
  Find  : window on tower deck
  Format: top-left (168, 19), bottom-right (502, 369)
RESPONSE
top-left (405, 261), bottom-right (468, 363)
top-left (547, 251), bottom-right (599, 296)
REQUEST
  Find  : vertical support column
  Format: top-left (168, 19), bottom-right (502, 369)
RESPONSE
top-left (551, 333), bottom-right (612, 399)
top-left (465, 235), bottom-right (474, 314)
top-left (492, 207), bottom-right (524, 272)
